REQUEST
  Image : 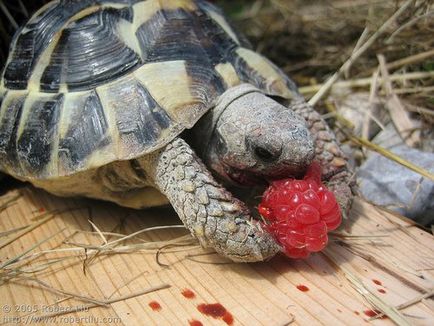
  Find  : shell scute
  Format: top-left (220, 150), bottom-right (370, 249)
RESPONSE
top-left (17, 94), bottom-right (63, 174)
top-left (0, 0), bottom-right (298, 180)
top-left (58, 90), bottom-right (111, 174)
top-left (4, 0), bottom-right (93, 90)
top-left (0, 92), bottom-right (27, 173)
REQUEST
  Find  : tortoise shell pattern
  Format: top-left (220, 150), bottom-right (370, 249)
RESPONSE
top-left (0, 0), bottom-right (299, 179)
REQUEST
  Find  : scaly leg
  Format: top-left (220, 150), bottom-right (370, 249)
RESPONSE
top-left (140, 138), bottom-right (280, 262)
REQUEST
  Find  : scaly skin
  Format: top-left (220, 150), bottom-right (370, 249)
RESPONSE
top-left (291, 100), bottom-right (355, 214)
top-left (146, 138), bottom-right (280, 262)
top-left (142, 86), bottom-right (353, 262)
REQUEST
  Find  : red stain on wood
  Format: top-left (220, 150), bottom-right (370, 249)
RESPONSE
top-left (296, 285), bottom-right (309, 292)
top-left (354, 311), bottom-right (360, 315)
top-left (189, 320), bottom-right (203, 326)
top-left (363, 309), bottom-right (385, 318)
top-left (222, 311), bottom-right (234, 325)
top-left (378, 289), bottom-right (386, 294)
top-left (372, 279), bottom-right (382, 286)
top-left (197, 303), bottom-right (233, 325)
top-left (182, 288), bottom-right (196, 299)
top-left (148, 301), bottom-right (162, 311)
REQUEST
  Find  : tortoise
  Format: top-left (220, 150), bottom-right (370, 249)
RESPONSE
top-left (0, 0), bottom-right (353, 262)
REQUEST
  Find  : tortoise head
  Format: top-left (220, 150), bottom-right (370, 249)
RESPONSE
top-left (196, 84), bottom-right (315, 186)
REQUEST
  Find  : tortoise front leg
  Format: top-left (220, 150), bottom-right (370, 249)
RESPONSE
top-left (142, 137), bottom-right (280, 262)
top-left (291, 100), bottom-right (355, 214)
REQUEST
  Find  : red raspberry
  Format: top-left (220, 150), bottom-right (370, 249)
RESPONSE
top-left (259, 162), bottom-right (342, 259)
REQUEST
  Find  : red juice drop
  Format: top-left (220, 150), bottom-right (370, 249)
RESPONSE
top-left (372, 279), bottom-right (382, 286)
top-left (197, 303), bottom-right (233, 325)
top-left (182, 288), bottom-right (196, 299)
top-left (148, 301), bottom-right (162, 311)
top-left (364, 309), bottom-right (381, 317)
top-left (296, 285), bottom-right (309, 292)
top-left (189, 320), bottom-right (203, 326)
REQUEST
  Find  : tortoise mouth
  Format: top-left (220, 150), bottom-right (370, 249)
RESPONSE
top-left (223, 165), bottom-right (267, 187)
top-left (223, 164), bottom-right (307, 188)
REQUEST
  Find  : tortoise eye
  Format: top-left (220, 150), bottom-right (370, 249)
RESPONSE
top-left (216, 133), bottom-right (228, 155)
top-left (254, 146), bottom-right (277, 162)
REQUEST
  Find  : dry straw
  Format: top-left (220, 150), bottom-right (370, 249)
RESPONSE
top-left (0, 0), bottom-right (433, 323)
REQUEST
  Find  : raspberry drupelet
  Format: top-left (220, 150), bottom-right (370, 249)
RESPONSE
top-left (258, 162), bottom-right (342, 258)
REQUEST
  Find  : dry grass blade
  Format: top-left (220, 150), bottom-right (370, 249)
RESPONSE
top-left (156, 242), bottom-right (200, 267)
top-left (308, 0), bottom-right (414, 106)
top-left (0, 0), bottom-right (18, 29)
top-left (14, 257), bottom-right (69, 274)
top-left (365, 49), bottom-right (434, 75)
top-left (87, 220), bottom-right (108, 245)
top-left (361, 70), bottom-right (381, 139)
top-left (32, 283), bottom-right (171, 320)
top-left (0, 228), bottom-right (65, 270)
top-left (0, 206), bottom-right (87, 249)
top-left (100, 224), bottom-right (186, 248)
top-left (0, 193), bottom-right (21, 212)
top-left (386, 11), bottom-right (434, 44)
top-left (299, 71), bottom-right (434, 96)
top-left (336, 242), bottom-right (428, 293)
top-left (185, 250), bottom-right (234, 265)
top-left (0, 225), bottom-right (28, 237)
top-left (78, 229), bottom-right (133, 239)
top-left (349, 136), bottom-right (434, 182)
top-left (372, 289), bottom-right (434, 320)
top-left (324, 251), bottom-right (411, 326)
top-left (393, 86), bottom-right (434, 95)
top-left (39, 227), bottom-right (196, 270)
top-left (0, 213), bottom-right (56, 249)
top-left (18, 277), bottom-right (109, 306)
top-left (32, 234), bottom-right (196, 260)
top-left (405, 104), bottom-right (434, 118)
top-left (17, 0), bottom-right (29, 17)
top-left (344, 268), bottom-right (411, 325)
top-left (331, 232), bottom-right (389, 240)
top-left (377, 54), bottom-right (420, 147)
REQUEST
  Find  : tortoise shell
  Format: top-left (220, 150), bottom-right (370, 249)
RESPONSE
top-left (0, 0), bottom-right (299, 180)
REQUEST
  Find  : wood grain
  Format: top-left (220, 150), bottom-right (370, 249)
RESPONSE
top-left (0, 186), bottom-right (433, 325)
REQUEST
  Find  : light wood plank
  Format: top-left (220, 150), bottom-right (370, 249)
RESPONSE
top-left (0, 187), bottom-right (433, 325)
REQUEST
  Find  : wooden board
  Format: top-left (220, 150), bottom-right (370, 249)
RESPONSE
top-left (0, 186), bottom-right (433, 325)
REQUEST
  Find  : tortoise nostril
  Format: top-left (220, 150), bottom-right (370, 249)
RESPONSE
top-left (254, 146), bottom-right (279, 162)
